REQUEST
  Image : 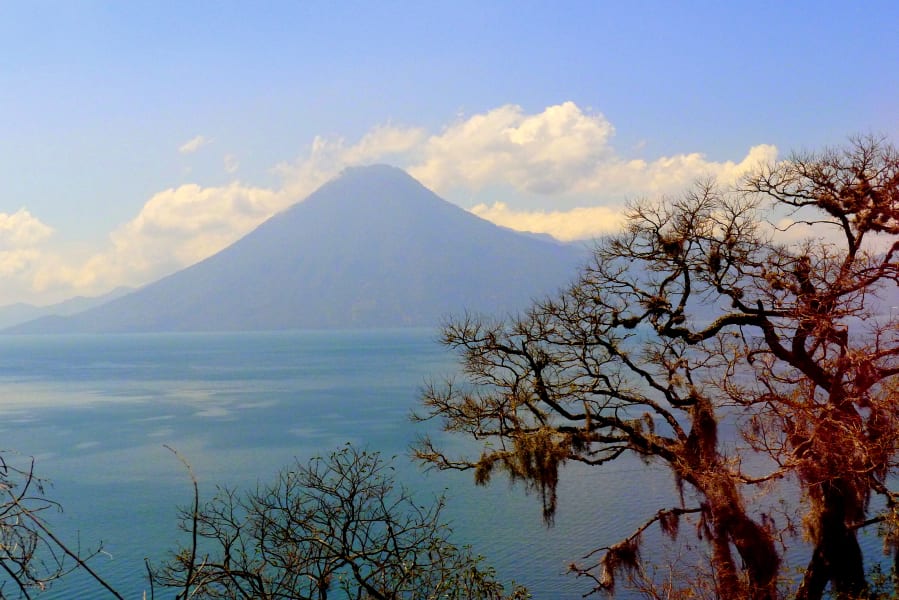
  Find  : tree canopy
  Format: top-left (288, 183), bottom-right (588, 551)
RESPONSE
top-left (415, 136), bottom-right (899, 599)
top-left (152, 445), bottom-right (527, 600)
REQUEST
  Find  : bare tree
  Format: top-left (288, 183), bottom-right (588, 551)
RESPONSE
top-left (0, 453), bottom-right (123, 599)
top-left (152, 444), bottom-right (527, 600)
top-left (742, 139), bottom-right (899, 599)
top-left (414, 136), bottom-right (899, 599)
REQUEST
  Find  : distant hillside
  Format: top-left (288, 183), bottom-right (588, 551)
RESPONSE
top-left (0, 287), bottom-right (133, 330)
top-left (5, 166), bottom-right (589, 334)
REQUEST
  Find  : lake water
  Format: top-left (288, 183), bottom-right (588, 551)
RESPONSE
top-left (0, 330), bottom-right (883, 599)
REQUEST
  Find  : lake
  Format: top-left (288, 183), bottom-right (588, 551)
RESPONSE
top-left (1, 329), bottom-right (878, 599)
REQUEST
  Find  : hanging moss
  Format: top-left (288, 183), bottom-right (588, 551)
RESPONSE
top-left (598, 536), bottom-right (642, 594)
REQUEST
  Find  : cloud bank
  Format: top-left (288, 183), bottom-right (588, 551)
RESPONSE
top-left (9, 102), bottom-right (777, 304)
top-left (470, 202), bottom-right (625, 242)
top-left (0, 209), bottom-right (53, 281)
top-left (410, 102), bottom-right (617, 195)
top-left (31, 183), bottom-right (286, 295)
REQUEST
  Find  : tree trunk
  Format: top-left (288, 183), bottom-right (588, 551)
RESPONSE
top-left (684, 397), bottom-right (781, 600)
top-left (796, 480), bottom-right (866, 600)
top-left (704, 486), bottom-right (781, 600)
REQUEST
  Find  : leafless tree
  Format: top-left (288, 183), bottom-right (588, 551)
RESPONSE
top-left (741, 138), bottom-right (899, 599)
top-left (152, 444), bottom-right (528, 600)
top-left (0, 452), bottom-right (123, 599)
top-left (414, 136), bottom-right (899, 599)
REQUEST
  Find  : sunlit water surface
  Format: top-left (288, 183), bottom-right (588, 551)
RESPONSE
top-left (0, 330), bottom-right (885, 599)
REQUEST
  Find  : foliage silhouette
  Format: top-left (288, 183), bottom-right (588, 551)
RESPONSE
top-left (151, 445), bottom-right (527, 600)
top-left (415, 136), bottom-right (899, 599)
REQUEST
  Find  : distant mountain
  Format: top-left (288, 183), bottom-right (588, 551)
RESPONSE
top-left (5, 166), bottom-right (588, 334)
top-left (0, 287), bottom-right (133, 330)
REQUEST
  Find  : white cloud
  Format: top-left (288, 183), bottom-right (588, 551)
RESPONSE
top-left (269, 102), bottom-right (776, 215)
top-left (340, 124), bottom-right (425, 164)
top-left (0, 209), bottom-right (53, 248)
top-left (470, 202), bottom-right (626, 242)
top-left (10, 102), bottom-right (780, 303)
top-left (274, 124), bottom-right (427, 201)
top-left (118, 182), bottom-right (284, 254)
top-left (402, 103), bottom-right (777, 206)
top-left (179, 135), bottom-right (211, 154)
top-left (0, 249), bottom-right (42, 277)
top-left (32, 182), bottom-right (288, 295)
top-left (274, 102), bottom-right (777, 241)
top-left (0, 210), bottom-right (54, 283)
top-left (409, 102), bottom-right (616, 195)
top-left (272, 136), bottom-right (350, 202)
top-left (569, 143), bottom-right (779, 198)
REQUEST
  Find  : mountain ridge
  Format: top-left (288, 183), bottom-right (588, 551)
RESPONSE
top-left (0, 287), bottom-right (134, 330)
top-left (5, 166), bottom-right (588, 334)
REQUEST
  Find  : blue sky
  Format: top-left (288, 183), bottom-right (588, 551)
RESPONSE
top-left (0, 2), bottom-right (896, 305)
